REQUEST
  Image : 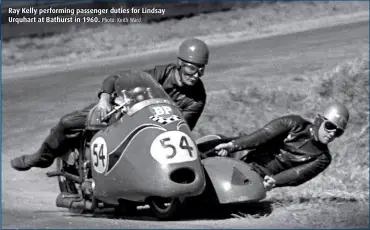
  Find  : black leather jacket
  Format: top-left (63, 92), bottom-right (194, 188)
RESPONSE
top-left (99, 64), bottom-right (206, 130)
top-left (232, 115), bottom-right (332, 187)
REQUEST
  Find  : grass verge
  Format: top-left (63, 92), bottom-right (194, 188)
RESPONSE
top-left (2, 1), bottom-right (368, 69)
top-left (194, 53), bottom-right (369, 203)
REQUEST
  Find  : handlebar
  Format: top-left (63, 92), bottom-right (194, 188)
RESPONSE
top-left (100, 101), bottom-right (130, 122)
top-left (200, 148), bottom-right (219, 159)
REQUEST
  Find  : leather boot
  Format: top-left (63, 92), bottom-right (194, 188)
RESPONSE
top-left (10, 144), bottom-right (55, 171)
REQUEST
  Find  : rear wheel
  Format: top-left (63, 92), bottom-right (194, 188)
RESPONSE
top-left (149, 197), bottom-right (186, 220)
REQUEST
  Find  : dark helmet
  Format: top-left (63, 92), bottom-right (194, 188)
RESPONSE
top-left (178, 38), bottom-right (209, 65)
top-left (320, 102), bottom-right (350, 130)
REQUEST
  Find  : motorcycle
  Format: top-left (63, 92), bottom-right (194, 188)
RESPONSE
top-left (46, 71), bottom-right (266, 220)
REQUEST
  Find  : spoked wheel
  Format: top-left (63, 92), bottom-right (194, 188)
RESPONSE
top-left (56, 157), bottom-right (85, 214)
top-left (149, 197), bottom-right (186, 220)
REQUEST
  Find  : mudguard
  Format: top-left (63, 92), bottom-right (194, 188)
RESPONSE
top-left (202, 157), bottom-right (266, 204)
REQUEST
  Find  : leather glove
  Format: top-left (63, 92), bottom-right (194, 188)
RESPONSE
top-left (214, 142), bottom-right (235, 157)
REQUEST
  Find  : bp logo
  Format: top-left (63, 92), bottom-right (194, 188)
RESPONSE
top-left (149, 105), bottom-right (173, 118)
top-left (149, 105), bottom-right (181, 125)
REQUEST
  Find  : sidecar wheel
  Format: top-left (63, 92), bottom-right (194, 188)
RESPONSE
top-left (149, 197), bottom-right (185, 220)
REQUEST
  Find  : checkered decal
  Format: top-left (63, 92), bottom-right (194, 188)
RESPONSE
top-left (149, 115), bottom-right (181, 125)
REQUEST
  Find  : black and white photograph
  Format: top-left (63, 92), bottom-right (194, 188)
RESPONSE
top-left (2, 0), bottom-right (369, 228)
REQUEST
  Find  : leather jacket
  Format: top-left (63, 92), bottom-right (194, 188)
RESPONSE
top-left (232, 115), bottom-right (332, 187)
top-left (99, 64), bottom-right (206, 130)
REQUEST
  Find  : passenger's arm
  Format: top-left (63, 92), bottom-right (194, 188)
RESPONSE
top-left (273, 152), bottom-right (332, 187)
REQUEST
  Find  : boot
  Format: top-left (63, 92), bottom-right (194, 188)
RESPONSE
top-left (11, 144), bottom-right (55, 171)
top-left (11, 109), bottom-right (87, 171)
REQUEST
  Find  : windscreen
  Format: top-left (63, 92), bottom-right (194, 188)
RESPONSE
top-left (113, 70), bottom-right (173, 109)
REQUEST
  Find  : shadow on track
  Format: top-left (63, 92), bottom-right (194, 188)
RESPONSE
top-left (53, 200), bottom-right (274, 221)
top-left (36, 196), bottom-right (365, 221)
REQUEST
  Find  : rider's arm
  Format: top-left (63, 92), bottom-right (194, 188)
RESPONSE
top-left (182, 100), bottom-right (205, 130)
top-left (99, 92), bottom-right (111, 104)
top-left (144, 66), bottom-right (164, 82)
top-left (98, 74), bottom-right (120, 99)
top-left (144, 64), bottom-right (176, 84)
top-left (182, 81), bottom-right (207, 130)
top-left (273, 152), bottom-right (332, 187)
top-left (231, 115), bottom-right (303, 151)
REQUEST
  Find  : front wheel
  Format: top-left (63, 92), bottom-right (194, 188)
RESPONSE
top-left (148, 197), bottom-right (186, 220)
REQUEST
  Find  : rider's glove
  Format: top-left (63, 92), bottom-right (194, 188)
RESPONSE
top-left (97, 94), bottom-right (112, 121)
top-left (214, 141), bottom-right (236, 157)
top-left (263, 175), bottom-right (276, 191)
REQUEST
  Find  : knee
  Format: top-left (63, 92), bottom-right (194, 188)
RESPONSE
top-left (49, 118), bottom-right (68, 134)
top-left (58, 112), bottom-right (79, 130)
top-left (59, 110), bottom-right (88, 131)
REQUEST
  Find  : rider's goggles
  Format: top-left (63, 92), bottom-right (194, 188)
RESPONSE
top-left (323, 119), bottom-right (344, 137)
top-left (182, 62), bottom-right (205, 76)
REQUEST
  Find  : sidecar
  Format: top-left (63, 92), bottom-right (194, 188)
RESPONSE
top-left (194, 134), bottom-right (267, 205)
top-left (50, 70), bottom-right (206, 219)
top-left (48, 70), bottom-right (266, 220)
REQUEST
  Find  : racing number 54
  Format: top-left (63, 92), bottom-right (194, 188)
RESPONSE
top-left (160, 136), bottom-right (194, 159)
top-left (92, 143), bottom-right (106, 167)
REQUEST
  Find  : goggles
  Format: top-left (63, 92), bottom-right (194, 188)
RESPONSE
top-left (323, 119), bottom-right (344, 137)
top-left (182, 62), bottom-right (205, 76)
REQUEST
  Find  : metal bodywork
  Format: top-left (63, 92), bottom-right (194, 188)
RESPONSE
top-left (201, 157), bottom-right (266, 204)
top-left (88, 74), bottom-right (205, 205)
top-left (196, 134), bottom-right (267, 204)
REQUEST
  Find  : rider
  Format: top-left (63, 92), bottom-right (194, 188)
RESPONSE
top-left (11, 38), bottom-right (209, 171)
top-left (213, 102), bottom-right (350, 191)
top-left (97, 37), bottom-right (208, 130)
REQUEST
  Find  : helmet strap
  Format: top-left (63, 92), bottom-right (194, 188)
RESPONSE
top-left (312, 115), bottom-right (325, 141)
top-left (174, 67), bottom-right (184, 87)
top-left (177, 58), bottom-right (192, 86)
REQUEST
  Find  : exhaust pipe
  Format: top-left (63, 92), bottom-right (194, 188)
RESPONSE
top-left (56, 193), bottom-right (95, 211)
top-left (46, 171), bottom-right (83, 184)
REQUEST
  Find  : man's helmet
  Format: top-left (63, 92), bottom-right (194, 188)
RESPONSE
top-left (320, 102), bottom-right (350, 130)
top-left (178, 38), bottom-right (209, 65)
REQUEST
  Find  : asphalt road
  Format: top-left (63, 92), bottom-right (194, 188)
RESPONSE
top-left (2, 20), bottom-right (369, 228)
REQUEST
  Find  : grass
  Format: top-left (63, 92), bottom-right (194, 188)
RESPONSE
top-left (2, 1), bottom-right (368, 69)
top-left (193, 53), bottom-right (369, 204)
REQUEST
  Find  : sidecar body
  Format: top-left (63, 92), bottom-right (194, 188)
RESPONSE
top-left (195, 134), bottom-right (267, 204)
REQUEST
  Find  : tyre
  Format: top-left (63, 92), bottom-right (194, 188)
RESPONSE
top-left (148, 197), bottom-right (186, 220)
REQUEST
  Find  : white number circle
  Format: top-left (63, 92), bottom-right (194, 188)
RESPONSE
top-left (150, 131), bottom-right (198, 165)
top-left (90, 137), bottom-right (108, 174)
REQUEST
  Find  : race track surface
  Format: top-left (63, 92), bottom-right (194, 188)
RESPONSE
top-left (2, 20), bottom-right (369, 228)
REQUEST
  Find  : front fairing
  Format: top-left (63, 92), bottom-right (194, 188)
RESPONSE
top-left (89, 78), bottom-right (205, 204)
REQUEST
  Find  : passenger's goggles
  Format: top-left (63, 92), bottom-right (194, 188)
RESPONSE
top-left (323, 120), bottom-right (344, 137)
top-left (182, 62), bottom-right (205, 76)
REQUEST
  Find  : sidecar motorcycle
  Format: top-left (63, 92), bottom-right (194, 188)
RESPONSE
top-left (46, 70), bottom-right (266, 220)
